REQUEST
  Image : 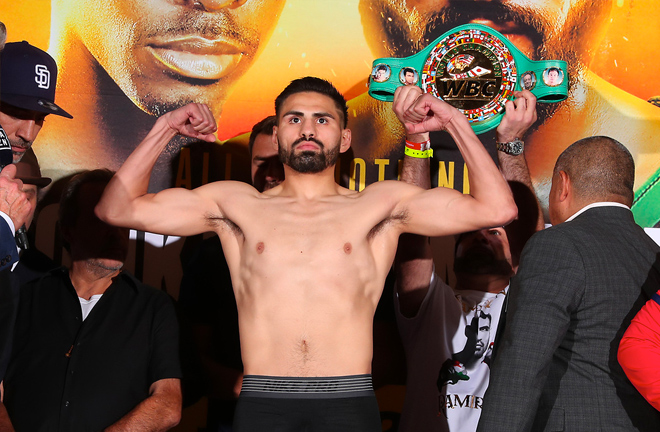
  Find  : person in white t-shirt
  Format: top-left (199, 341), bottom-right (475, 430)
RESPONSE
top-left (392, 90), bottom-right (544, 432)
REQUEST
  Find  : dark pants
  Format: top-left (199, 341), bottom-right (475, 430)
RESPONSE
top-left (234, 375), bottom-right (381, 432)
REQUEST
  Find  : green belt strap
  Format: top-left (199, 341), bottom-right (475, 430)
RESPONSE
top-left (632, 166), bottom-right (660, 228)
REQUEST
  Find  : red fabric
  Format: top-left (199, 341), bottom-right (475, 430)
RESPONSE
top-left (618, 290), bottom-right (660, 411)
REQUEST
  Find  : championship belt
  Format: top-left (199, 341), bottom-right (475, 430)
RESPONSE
top-left (368, 24), bottom-right (568, 134)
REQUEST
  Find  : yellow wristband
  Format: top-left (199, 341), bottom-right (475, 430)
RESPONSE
top-left (404, 147), bottom-right (434, 158)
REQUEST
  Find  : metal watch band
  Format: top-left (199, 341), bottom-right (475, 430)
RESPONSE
top-left (496, 138), bottom-right (524, 155)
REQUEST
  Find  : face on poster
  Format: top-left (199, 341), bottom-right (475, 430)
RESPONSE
top-left (59, 0), bottom-right (283, 112)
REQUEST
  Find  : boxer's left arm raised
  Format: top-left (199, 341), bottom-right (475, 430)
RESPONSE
top-left (389, 86), bottom-right (517, 237)
top-left (96, 103), bottom-right (230, 236)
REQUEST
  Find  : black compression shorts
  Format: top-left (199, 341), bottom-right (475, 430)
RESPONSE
top-left (234, 374), bottom-right (381, 432)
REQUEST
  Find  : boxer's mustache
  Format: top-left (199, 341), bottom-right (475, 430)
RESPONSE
top-left (292, 137), bottom-right (324, 149)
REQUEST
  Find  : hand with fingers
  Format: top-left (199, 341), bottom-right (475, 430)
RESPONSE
top-left (164, 103), bottom-right (218, 143)
top-left (0, 164), bottom-right (31, 230)
top-left (496, 90), bottom-right (538, 143)
top-left (392, 85), bottom-right (461, 135)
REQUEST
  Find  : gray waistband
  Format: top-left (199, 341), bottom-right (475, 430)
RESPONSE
top-left (240, 374), bottom-right (374, 399)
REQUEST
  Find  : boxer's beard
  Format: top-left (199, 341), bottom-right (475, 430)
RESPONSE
top-left (279, 137), bottom-right (340, 174)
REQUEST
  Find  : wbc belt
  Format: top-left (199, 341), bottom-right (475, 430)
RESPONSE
top-left (368, 24), bottom-right (568, 134)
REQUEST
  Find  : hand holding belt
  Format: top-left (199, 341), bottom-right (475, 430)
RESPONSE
top-left (368, 23), bottom-right (568, 134)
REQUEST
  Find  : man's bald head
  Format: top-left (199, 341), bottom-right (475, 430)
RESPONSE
top-left (554, 136), bottom-right (635, 206)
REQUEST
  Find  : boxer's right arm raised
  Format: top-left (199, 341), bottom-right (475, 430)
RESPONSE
top-left (96, 103), bottom-right (236, 236)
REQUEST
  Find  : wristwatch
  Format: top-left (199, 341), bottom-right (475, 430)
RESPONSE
top-left (496, 138), bottom-right (524, 155)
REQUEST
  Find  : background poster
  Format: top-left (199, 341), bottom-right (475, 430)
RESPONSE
top-left (3, 1), bottom-right (660, 430)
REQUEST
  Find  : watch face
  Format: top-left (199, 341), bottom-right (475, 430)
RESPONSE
top-left (421, 27), bottom-right (517, 127)
top-left (510, 140), bottom-right (524, 155)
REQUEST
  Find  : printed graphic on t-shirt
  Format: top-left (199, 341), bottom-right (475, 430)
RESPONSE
top-left (436, 291), bottom-right (505, 431)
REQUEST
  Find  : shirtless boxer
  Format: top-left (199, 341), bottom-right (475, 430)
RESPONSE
top-left (96, 77), bottom-right (517, 431)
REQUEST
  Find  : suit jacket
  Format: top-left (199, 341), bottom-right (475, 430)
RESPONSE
top-left (0, 268), bottom-right (19, 383)
top-left (477, 206), bottom-right (660, 432)
top-left (0, 216), bottom-right (18, 271)
top-left (0, 216), bottom-right (19, 382)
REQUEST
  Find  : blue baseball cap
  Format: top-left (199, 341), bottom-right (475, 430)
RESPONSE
top-left (0, 41), bottom-right (72, 119)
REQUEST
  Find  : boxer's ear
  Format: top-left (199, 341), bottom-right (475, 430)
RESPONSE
top-left (340, 129), bottom-right (351, 153)
top-left (271, 126), bottom-right (278, 150)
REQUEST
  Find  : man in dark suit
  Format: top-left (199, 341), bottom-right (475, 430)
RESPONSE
top-left (0, 36), bottom-right (71, 383)
top-left (477, 136), bottom-right (660, 431)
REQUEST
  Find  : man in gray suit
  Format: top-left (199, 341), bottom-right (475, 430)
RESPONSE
top-left (477, 136), bottom-right (660, 431)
